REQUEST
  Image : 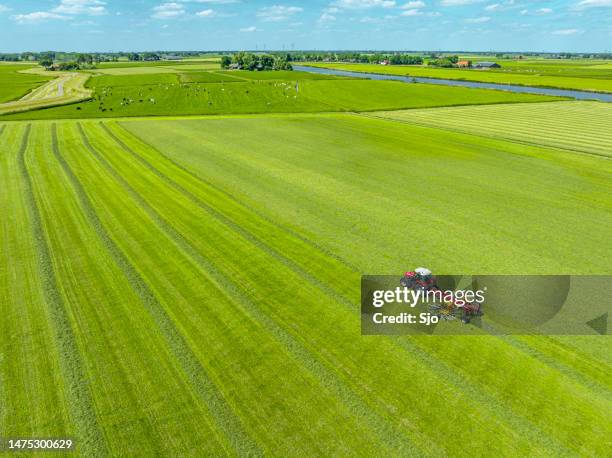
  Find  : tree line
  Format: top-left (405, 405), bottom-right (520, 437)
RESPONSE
top-left (221, 52), bottom-right (293, 71)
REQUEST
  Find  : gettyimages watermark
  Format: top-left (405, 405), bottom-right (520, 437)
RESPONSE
top-left (362, 268), bottom-right (611, 335)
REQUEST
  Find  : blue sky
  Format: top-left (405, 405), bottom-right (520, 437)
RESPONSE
top-left (0, 0), bottom-right (610, 52)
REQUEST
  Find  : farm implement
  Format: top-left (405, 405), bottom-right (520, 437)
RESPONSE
top-left (400, 268), bottom-right (484, 324)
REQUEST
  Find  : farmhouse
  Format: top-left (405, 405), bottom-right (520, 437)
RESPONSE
top-left (473, 61), bottom-right (501, 69)
top-left (457, 60), bottom-right (472, 68)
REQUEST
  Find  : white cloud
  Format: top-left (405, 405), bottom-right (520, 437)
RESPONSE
top-left (574, 0), bottom-right (612, 8)
top-left (0, 4), bottom-right (11, 13)
top-left (552, 28), bottom-right (580, 34)
top-left (12, 11), bottom-right (69, 23)
top-left (319, 11), bottom-right (337, 21)
top-left (196, 8), bottom-right (215, 16)
top-left (240, 25), bottom-right (260, 32)
top-left (485, 3), bottom-right (501, 11)
top-left (440, 0), bottom-right (483, 5)
top-left (331, 0), bottom-right (396, 9)
top-left (535, 7), bottom-right (552, 13)
top-left (520, 8), bottom-right (528, 14)
top-left (401, 8), bottom-right (423, 14)
top-left (465, 15), bottom-right (490, 22)
top-left (401, 0), bottom-right (425, 8)
top-left (256, 5), bottom-right (303, 21)
top-left (152, 2), bottom-right (185, 18)
top-left (53, 0), bottom-right (106, 16)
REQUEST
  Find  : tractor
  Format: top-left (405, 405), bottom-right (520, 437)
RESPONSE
top-left (400, 268), bottom-right (484, 324)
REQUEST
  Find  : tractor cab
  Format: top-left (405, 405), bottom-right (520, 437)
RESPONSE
top-left (414, 267), bottom-right (433, 282)
top-left (400, 267), bottom-right (438, 291)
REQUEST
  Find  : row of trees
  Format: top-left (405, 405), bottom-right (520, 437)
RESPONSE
top-left (221, 52), bottom-right (293, 71)
top-left (427, 55), bottom-right (459, 68)
top-left (39, 59), bottom-right (81, 71)
top-left (288, 52), bottom-right (422, 64)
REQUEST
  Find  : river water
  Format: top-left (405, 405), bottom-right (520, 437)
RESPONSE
top-left (294, 65), bottom-right (612, 102)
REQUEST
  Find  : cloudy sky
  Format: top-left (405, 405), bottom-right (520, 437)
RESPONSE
top-left (0, 0), bottom-right (610, 52)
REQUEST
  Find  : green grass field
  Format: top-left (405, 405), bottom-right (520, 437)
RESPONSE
top-left (221, 70), bottom-right (344, 80)
top-left (373, 101), bottom-right (612, 158)
top-left (1, 103), bottom-right (610, 454)
top-left (178, 72), bottom-right (244, 83)
top-left (304, 62), bottom-right (612, 93)
top-left (1, 76), bottom-right (560, 120)
top-left (0, 64), bottom-right (53, 103)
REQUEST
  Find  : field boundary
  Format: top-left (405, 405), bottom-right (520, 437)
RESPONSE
top-left (59, 124), bottom-right (259, 456)
top-left (19, 124), bottom-right (107, 456)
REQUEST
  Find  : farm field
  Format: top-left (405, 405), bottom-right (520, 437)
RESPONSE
top-left (1, 75), bottom-right (560, 120)
top-left (481, 60), bottom-right (612, 79)
top-left (373, 101), bottom-right (612, 158)
top-left (1, 110), bottom-right (610, 455)
top-left (85, 60), bottom-right (221, 75)
top-left (304, 62), bottom-right (612, 93)
top-left (0, 63), bottom-right (53, 103)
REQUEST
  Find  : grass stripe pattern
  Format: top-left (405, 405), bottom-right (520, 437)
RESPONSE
top-left (1, 112), bottom-right (610, 456)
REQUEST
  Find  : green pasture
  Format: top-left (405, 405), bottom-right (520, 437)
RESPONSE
top-left (374, 101), bottom-right (612, 158)
top-left (1, 108), bottom-right (610, 455)
top-left (304, 62), bottom-right (612, 93)
top-left (0, 64), bottom-right (53, 103)
top-left (91, 58), bottom-right (221, 69)
top-left (123, 108), bottom-right (612, 275)
top-left (88, 73), bottom-right (180, 87)
top-left (1, 78), bottom-right (559, 120)
top-left (87, 66), bottom-right (180, 75)
top-left (478, 59), bottom-right (612, 79)
top-left (222, 70), bottom-right (344, 80)
top-left (178, 72), bottom-right (244, 83)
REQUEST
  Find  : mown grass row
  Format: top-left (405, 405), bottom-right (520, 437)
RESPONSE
top-left (374, 101), bottom-right (612, 158)
top-left (0, 124), bottom-right (73, 443)
top-left (16, 124), bottom-right (106, 455)
top-left (22, 123), bottom-right (235, 455)
top-left (92, 120), bottom-right (608, 449)
top-left (56, 123), bottom-right (252, 455)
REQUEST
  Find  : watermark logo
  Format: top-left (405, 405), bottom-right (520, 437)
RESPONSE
top-left (362, 268), bottom-right (610, 335)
